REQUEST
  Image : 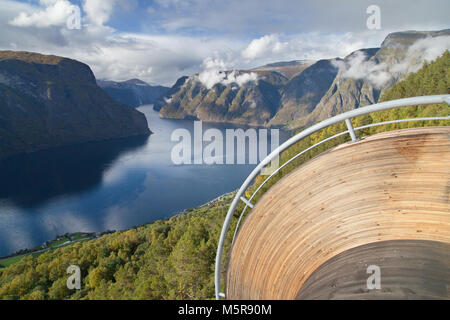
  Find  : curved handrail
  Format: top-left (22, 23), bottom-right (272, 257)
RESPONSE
top-left (231, 115), bottom-right (450, 246)
top-left (215, 94), bottom-right (450, 300)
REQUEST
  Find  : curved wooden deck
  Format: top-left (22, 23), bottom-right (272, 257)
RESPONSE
top-left (226, 127), bottom-right (450, 300)
top-left (296, 240), bottom-right (450, 300)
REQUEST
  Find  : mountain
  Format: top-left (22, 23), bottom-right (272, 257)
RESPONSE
top-left (380, 29), bottom-right (450, 48)
top-left (157, 70), bottom-right (287, 125)
top-left (156, 29), bottom-right (450, 129)
top-left (0, 51), bottom-right (150, 160)
top-left (293, 30), bottom-right (450, 130)
top-left (153, 76), bottom-right (189, 111)
top-left (285, 48), bottom-right (381, 129)
top-left (268, 59), bottom-right (340, 127)
top-left (97, 78), bottom-right (169, 108)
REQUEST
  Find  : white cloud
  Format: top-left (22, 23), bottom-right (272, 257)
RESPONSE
top-left (413, 36), bottom-right (450, 61)
top-left (332, 51), bottom-right (392, 88)
top-left (1, 0), bottom-right (449, 87)
top-left (333, 36), bottom-right (450, 88)
top-left (224, 71), bottom-right (258, 87)
top-left (82, 0), bottom-right (117, 26)
top-left (242, 34), bottom-right (287, 60)
top-left (1, 0), bottom-right (245, 86)
top-left (197, 57), bottom-right (258, 89)
top-left (198, 70), bottom-right (226, 89)
top-left (76, 35), bottom-right (244, 86)
top-left (147, 0), bottom-right (450, 36)
top-left (390, 35), bottom-right (450, 74)
top-left (8, 0), bottom-right (122, 28)
top-left (9, 0), bottom-right (78, 28)
top-left (240, 32), bottom-right (384, 67)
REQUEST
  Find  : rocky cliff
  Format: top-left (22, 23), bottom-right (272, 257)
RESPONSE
top-left (157, 70), bottom-right (287, 126)
top-left (268, 59), bottom-right (340, 127)
top-left (0, 51), bottom-right (150, 160)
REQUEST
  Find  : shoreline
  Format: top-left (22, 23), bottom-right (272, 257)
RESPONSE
top-left (0, 190), bottom-right (236, 266)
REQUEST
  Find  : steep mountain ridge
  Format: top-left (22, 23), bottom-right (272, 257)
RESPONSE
top-left (269, 58), bottom-right (340, 127)
top-left (288, 48), bottom-right (381, 129)
top-left (158, 70), bottom-right (287, 125)
top-left (153, 76), bottom-right (189, 111)
top-left (0, 51), bottom-right (150, 160)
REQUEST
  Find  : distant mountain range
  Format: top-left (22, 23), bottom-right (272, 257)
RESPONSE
top-left (0, 51), bottom-right (150, 160)
top-left (97, 78), bottom-right (169, 108)
top-left (155, 29), bottom-right (450, 129)
top-left (0, 29), bottom-right (448, 160)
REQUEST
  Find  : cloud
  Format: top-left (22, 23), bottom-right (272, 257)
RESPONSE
top-left (197, 57), bottom-right (258, 89)
top-left (1, 0), bottom-right (449, 87)
top-left (224, 71), bottom-right (258, 86)
top-left (332, 51), bottom-right (392, 88)
top-left (197, 70), bottom-right (226, 89)
top-left (240, 32), bottom-right (383, 67)
top-left (197, 69), bottom-right (258, 89)
top-left (9, 0), bottom-right (78, 28)
top-left (8, 0), bottom-right (121, 28)
top-left (242, 34), bottom-right (287, 60)
top-left (82, 0), bottom-right (117, 26)
top-left (147, 0), bottom-right (450, 36)
top-left (333, 36), bottom-right (450, 88)
top-left (77, 35), bottom-right (243, 86)
top-left (1, 0), bottom-right (245, 86)
top-left (390, 35), bottom-right (450, 74)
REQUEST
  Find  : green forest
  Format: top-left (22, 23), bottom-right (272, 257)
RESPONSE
top-left (0, 194), bottom-right (236, 300)
top-left (0, 51), bottom-right (448, 300)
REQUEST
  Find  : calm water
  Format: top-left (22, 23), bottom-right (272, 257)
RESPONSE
top-left (0, 105), bottom-right (289, 256)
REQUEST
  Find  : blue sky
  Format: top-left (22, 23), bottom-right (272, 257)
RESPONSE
top-left (0, 0), bottom-right (449, 85)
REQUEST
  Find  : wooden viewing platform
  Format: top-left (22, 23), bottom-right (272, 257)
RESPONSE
top-left (226, 127), bottom-right (450, 299)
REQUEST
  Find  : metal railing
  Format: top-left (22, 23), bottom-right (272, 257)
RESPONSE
top-left (215, 94), bottom-right (450, 300)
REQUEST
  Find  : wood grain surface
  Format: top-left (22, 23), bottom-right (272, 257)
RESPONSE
top-left (227, 127), bottom-right (450, 299)
top-left (296, 240), bottom-right (450, 300)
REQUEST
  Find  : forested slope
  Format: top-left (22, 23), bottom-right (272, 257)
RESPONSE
top-left (0, 194), bottom-right (237, 300)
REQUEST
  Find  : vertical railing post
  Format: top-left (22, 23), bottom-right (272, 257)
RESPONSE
top-left (345, 118), bottom-right (358, 142)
